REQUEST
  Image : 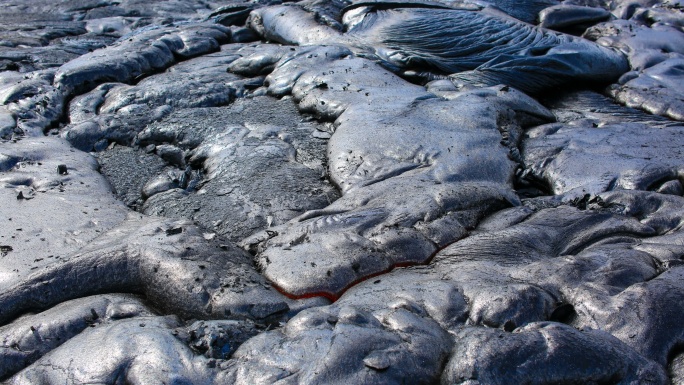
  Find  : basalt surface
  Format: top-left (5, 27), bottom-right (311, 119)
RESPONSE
top-left (1, 0), bottom-right (684, 383)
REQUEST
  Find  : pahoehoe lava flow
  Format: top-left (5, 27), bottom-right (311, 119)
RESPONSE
top-left (2, 0), bottom-right (684, 383)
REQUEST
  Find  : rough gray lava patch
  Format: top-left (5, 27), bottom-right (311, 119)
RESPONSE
top-left (2, 0), bottom-right (684, 383)
top-left (137, 95), bottom-right (340, 242)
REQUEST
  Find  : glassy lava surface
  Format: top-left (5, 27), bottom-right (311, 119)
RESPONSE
top-left (1, 0), bottom-right (684, 383)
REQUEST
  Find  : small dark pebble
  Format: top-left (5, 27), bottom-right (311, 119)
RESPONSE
top-left (0, 245), bottom-right (13, 257)
top-left (57, 164), bottom-right (68, 175)
top-left (166, 227), bottom-right (183, 236)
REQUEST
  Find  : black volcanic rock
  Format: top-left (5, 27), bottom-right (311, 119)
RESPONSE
top-left (2, 0), bottom-right (684, 383)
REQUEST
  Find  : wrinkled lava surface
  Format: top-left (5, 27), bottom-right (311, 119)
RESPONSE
top-left (2, 0), bottom-right (684, 383)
